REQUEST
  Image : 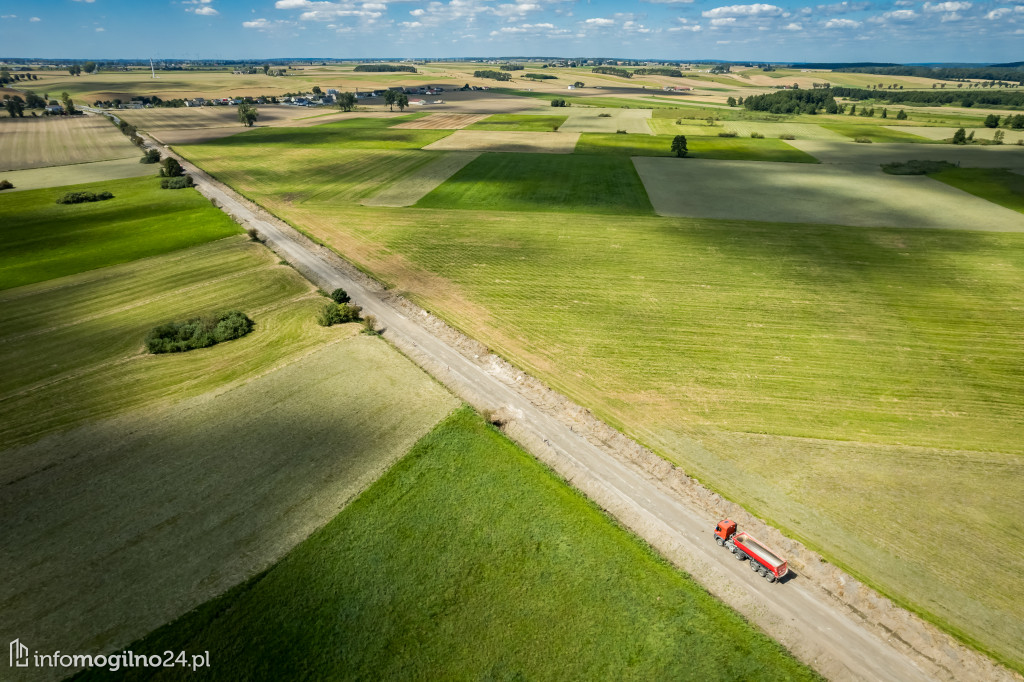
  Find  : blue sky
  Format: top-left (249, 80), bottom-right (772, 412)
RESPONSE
top-left (1, 0), bottom-right (1021, 62)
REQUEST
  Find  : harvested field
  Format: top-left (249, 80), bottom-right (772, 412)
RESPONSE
top-left (0, 336), bottom-right (457, 674)
top-left (819, 123), bottom-right (933, 143)
top-left (116, 105), bottom-right (320, 130)
top-left (465, 113), bottom-right (568, 132)
top-left (633, 157), bottom-right (1024, 231)
top-left (576, 133), bottom-right (817, 163)
top-left (558, 108), bottom-right (653, 134)
top-left (0, 157), bottom-right (158, 192)
top-left (391, 113), bottom-right (488, 129)
top-left (0, 115), bottom-right (139, 171)
top-left (786, 139), bottom-right (1024, 169)
top-left (892, 126), bottom-right (1024, 145)
top-left (362, 151), bottom-right (480, 207)
top-left (649, 119), bottom-right (848, 140)
top-left (423, 130), bottom-right (580, 154)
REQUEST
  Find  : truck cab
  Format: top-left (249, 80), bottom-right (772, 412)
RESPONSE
top-left (714, 519), bottom-right (737, 543)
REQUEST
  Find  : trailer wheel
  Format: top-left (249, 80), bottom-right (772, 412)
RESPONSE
top-left (758, 567), bottom-right (767, 577)
top-left (750, 559), bottom-right (760, 572)
top-left (729, 545), bottom-right (737, 554)
top-left (716, 537), bottom-right (725, 547)
top-left (765, 572), bottom-right (776, 583)
top-left (737, 552), bottom-right (747, 561)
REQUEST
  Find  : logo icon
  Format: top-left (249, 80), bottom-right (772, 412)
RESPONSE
top-left (10, 639), bottom-right (29, 668)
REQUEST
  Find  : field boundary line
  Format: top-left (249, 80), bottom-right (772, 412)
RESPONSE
top-left (154, 132), bottom-right (1021, 682)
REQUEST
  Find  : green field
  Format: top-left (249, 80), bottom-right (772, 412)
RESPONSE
top-left (415, 152), bottom-right (654, 214)
top-left (467, 113), bottom-right (568, 131)
top-left (0, 176), bottom-right (240, 290)
top-left (932, 167), bottom-right (1024, 213)
top-left (819, 122), bottom-right (933, 143)
top-left (0, 237), bottom-right (336, 449)
top-left (197, 115), bottom-right (446, 150)
top-left (575, 133), bottom-right (818, 163)
top-left (75, 407), bottom-right (818, 682)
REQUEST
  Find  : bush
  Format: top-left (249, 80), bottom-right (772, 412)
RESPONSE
top-left (146, 310), bottom-right (254, 354)
top-left (317, 301), bottom-right (362, 327)
top-left (854, 137), bottom-right (872, 143)
top-left (779, 134), bottom-right (796, 140)
top-left (881, 160), bottom-right (956, 175)
top-left (361, 314), bottom-right (379, 335)
top-left (160, 157), bottom-right (184, 177)
top-left (750, 132), bottom-right (765, 139)
top-left (0, 179), bottom-right (13, 190)
top-left (56, 190), bottom-right (114, 204)
top-left (140, 149), bottom-right (160, 164)
top-left (330, 288), bottom-right (351, 304)
top-left (246, 228), bottom-right (263, 242)
top-left (161, 175), bottom-right (194, 189)
top-left (616, 129), bottom-right (627, 134)
top-left (717, 130), bottom-right (738, 138)
top-left (598, 113), bottom-right (612, 118)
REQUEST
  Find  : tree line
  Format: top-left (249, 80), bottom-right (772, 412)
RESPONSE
top-left (634, 68), bottom-right (683, 77)
top-left (474, 70), bottom-right (512, 81)
top-left (592, 67), bottom-right (632, 78)
top-left (354, 64), bottom-right (417, 73)
top-left (831, 86), bottom-right (1024, 108)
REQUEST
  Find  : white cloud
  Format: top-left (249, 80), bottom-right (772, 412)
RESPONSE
top-left (29, 16), bottom-right (41, 22)
top-left (0, 14), bottom-right (17, 19)
top-left (702, 3), bottom-right (783, 17)
top-left (711, 16), bottom-right (737, 24)
top-left (584, 16), bottom-right (615, 25)
top-left (985, 7), bottom-right (1011, 18)
top-left (192, 6), bottom-right (219, 15)
top-left (824, 16), bottom-right (860, 26)
top-left (784, 20), bottom-right (803, 28)
top-left (243, 17), bottom-right (271, 27)
top-left (923, 1), bottom-right (971, 11)
top-left (95, 26), bottom-right (105, 31)
top-left (816, 1), bottom-right (870, 12)
top-left (72, 0), bottom-right (95, 3)
top-left (883, 8), bottom-right (917, 19)
top-left (669, 22), bottom-right (703, 29)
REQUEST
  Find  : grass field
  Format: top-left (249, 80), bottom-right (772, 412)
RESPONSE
top-left (932, 167), bottom-right (1024, 213)
top-left (466, 113), bottom-right (568, 131)
top-left (0, 115), bottom-right (140, 171)
top-left (575, 133), bottom-right (818, 163)
top-left (74, 407), bottom-right (818, 682)
top-left (819, 122), bottom-right (933, 143)
top-left (415, 152), bottom-right (653, 214)
top-left (191, 115), bottom-right (445, 150)
top-left (0, 176), bottom-right (240, 290)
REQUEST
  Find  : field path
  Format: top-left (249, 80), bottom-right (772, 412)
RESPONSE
top-left (156, 135), bottom-right (1016, 682)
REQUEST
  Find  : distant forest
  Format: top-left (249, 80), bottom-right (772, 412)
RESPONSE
top-left (353, 64), bottom-right (418, 73)
top-left (795, 62), bottom-right (1024, 83)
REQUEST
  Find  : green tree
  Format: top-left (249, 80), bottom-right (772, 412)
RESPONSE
top-left (880, 108), bottom-right (887, 119)
top-left (83, 61), bottom-right (97, 74)
top-left (951, 127), bottom-right (967, 144)
top-left (726, 96), bottom-right (737, 107)
top-left (337, 92), bottom-right (356, 112)
top-left (993, 129), bottom-right (1005, 144)
top-left (896, 109), bottom-right (908, 120)
top-left (396, 93), bottom-right (409, 112)
top-left (312, 85), bottom-right (322, 95)
top-left (160, 157), bottom-right (184, 177)
top-left (24, 91), bottom-right (45, 108)
top-left (5, 98), bottom-right (25, 117)
top-left (237, 101), bottom-right (259, 127)
top-left (262, 63), bottom-right (270, 75)
top-left (384, 89), bottom-right (398, 111)
top-left (984, 114), bottom-right (1000, 128)
top-left (671, 135), bottom-right (688, 158)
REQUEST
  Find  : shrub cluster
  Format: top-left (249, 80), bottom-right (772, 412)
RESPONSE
top-left (881, 160), bottom-right (956, 175)
top-left (500, 64), bottom-right (524, 71)
top-left (750, 131), bottom-right (765, 139)
top-left (161, 175), bottom-right (194, 189)
top-left (330, 288), bottom-right (351, 304)
top-left (57, 191), bottom-right (114, 204)
top-left (317, 301), bottom-right (362, 327)
top-left (474, 70), bottom-right (512, 81)
top-left (634, 68), bottom-right (683, 77)
top-left (0, 179), bottom-right (13, 190)
top-left (550, 99), bottom-right (570, 108)
top-left (146, 310), bottom-right (254, 354)
top-left (140, 149), bottom-right (161, 164)
top-left (592, 67), bottom-right (632, 78)
top-left (717, 130), bottom-right (738, 138)
top-left (353, 64), bottom-right (417, 73)
top-left (524, 73), bottom-right (556, 80)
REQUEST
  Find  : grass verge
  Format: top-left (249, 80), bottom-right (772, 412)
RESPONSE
top-left (73, 407), bottom-right (819, 682)
top-left (0, 176), bottom-right (239, 290)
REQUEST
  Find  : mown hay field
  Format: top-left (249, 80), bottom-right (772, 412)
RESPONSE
top-left (390, 113), bottom-right (488, 129)
top-left (0, 176), bottom-right (240, 290)
top-left (634, 157), bottom-right (1024, 231)
top-left (361, 151), bottom-right (480, 207)
top-left (73, 408), bottom-right (819, 682)
top-left (557, 107), bottom-right (653, 134)
top-left (0, 115), bottom-right (140, 170)
top-left (932, 167), bottom-right (1024, 214)
top-left (116, 104), bottom-right (324, 130)
top-left (2, 332), bottom-right (458, 667)
top-left (422, 129), bottom-right (579, 153)
top-left (465, 113), bottom-right (568, 131)
top-left (648, 118), bottom-right (848, 140)
top-left (576, 133), bottom-right (819, 163)
top-left (0, 157), bottom-right (158, 192)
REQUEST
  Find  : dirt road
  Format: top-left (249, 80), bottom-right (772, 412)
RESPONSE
top-left (156, 136), bottom-right (1015, 682)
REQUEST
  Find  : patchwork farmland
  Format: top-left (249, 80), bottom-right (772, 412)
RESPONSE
top-left (4, 56), bottom-right (1024, 681)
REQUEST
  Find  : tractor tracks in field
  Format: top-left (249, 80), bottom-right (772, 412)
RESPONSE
top-left (150, 134), bottom-right (1020, 682)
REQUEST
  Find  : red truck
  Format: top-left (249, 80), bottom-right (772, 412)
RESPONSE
top-left (714, 519), bottom-right (788, 583)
